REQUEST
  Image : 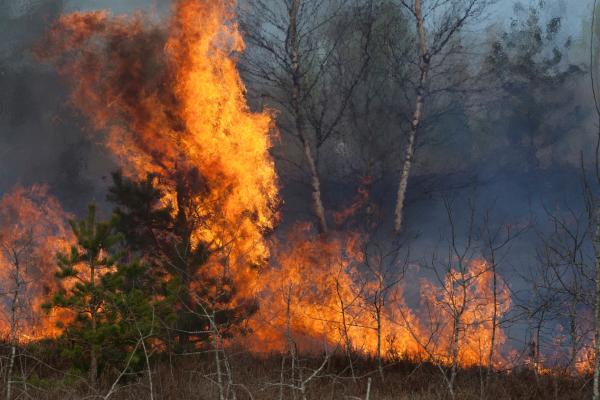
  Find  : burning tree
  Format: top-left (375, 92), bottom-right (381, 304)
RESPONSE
top-left (37, 0), bottom-right (280, 352)
top-left (0, 185), bottom-right (72, 399)
top-left (108, 170), bottom-right (257, 351)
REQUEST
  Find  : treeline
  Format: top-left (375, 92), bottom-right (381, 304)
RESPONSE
top-left (239, 0), bottom-right (587, 236)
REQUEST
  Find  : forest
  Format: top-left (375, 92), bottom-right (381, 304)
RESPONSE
top-left (0, 0), bottom-right (599, 399)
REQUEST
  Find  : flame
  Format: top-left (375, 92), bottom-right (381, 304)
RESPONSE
top-left (0, 185), bottom-right (73, 341)
top-left (576, 345), bottom-right (595, 375)
top-left (333, 175), bottom-right (373, 226)
top-left (38, 0), bottom-right (278, 303)
top-left (247, 223), bottom-right (376, 353)
top-left (245, 223), bottom-right (510, 368)
top-left (416, 259), bottom-right (511, 368)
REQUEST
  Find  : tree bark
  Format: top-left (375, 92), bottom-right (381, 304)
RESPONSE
top-left (335, 280), bottom-right (356, 381)
top-left (289, 0), bottom-right (328, 233)
top-left (449, 312), bottom-right (459, 400)
top-left (375, 301), bottom-right (384, 381)
top-left (394, 0), bottom-right (430, 234)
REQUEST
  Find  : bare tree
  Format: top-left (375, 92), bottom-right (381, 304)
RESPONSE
top-left (533, 206), bottom-right (592, 375)
top-left (392, 198), bottom-right (478, 399)
top-left (268, 282), bottom-right (339, 400)
top-left (0, 232), bottom-right (32, 400)
top-left (434, 198), bottom-right (478, 398)
top-left (356, 239), bottom-right (408, 381)
top-left (240, 0), bottom-right (373, 233)
top-left (392, 197), bottom-right (516, 398)
top-left (393, 0), bottom-right (493, 233)
top-left (480, 208), bottom-right (527, 379)
top-left (0, 186), bottom-right (71, 400)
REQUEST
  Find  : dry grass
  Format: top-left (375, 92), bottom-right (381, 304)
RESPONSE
top-left (0, 343), bottom-right (591, 400)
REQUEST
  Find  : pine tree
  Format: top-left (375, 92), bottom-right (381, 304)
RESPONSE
top-left (45, 205), bottom-right (123, 387)
top-left (108, 169), bottom-right (255, 351)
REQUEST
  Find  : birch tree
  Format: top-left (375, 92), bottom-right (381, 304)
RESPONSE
top-left (393, 0), bottom-right (493, 233)
top-left (0, 229), bottom-right (31, 400)
top-left (240, 0), bottom-right (373, 233)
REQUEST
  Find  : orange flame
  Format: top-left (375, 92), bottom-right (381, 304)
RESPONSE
top-left (38, 0), bottom-right (279, 302)
top-left (417, 259), bottom-right (511, 368)
top-left (245, 224), bottom-right (510, 368)
top-left (0, 185), bottom-right (73, 341)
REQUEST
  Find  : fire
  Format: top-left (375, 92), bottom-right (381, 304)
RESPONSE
top-left (33, 0), bottom-right (516, 371)
top-left (38, 0), bottom-right (278, 302)
top-left (247, 223), bottom-right (374, 353)
top-left (576, 345), bottom-right (595, 374)
top-left (0, 185), bottom-right (73, 341)
top-left (417, 259), bottom-right (511, 368)
top-left (246, 223), bottom-right (510, 368)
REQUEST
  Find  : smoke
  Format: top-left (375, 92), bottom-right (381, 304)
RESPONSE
top-left (0, 0), bottom-right (173, 212)
top-left (0, 0), bottom-right (107, 211)
top-left (0, 0), bottom-right (594, 217)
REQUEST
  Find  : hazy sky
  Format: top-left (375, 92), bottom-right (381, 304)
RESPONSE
top-left (5, 0), bottom-right (589, 27)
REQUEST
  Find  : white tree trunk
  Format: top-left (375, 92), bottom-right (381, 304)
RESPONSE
top-left (394, 0), bottom-right (430, 234)
top-left (289, 0), bottom-right (328, 233)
